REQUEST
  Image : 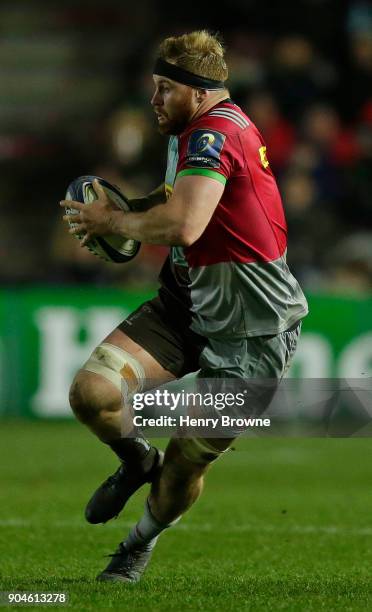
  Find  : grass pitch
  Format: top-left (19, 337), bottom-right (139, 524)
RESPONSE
top-left (1, 421), bottom-right (372, 610)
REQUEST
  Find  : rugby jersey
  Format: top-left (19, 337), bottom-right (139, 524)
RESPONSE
top-left (159, 99), bottom-right (308, 338)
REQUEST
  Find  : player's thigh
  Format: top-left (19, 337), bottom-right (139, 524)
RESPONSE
top-left (88, 287), bottom-right (206, 397)
top-left (102, 326), bottom-right (176, 390)
top-left (70, 311), bottom-right (177, 416)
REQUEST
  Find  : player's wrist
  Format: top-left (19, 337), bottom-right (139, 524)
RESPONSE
top-left (107, 209), bottom-right (129, 237)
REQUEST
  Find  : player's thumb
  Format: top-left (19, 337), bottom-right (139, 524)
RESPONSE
top-left (93, 178), bottom-right (105, 197)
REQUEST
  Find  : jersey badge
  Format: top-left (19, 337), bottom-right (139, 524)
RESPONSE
top-left (185, 129), bottom-right (226, 169)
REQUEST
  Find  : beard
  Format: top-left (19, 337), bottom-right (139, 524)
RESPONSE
top-left (157, 116), bottom-right (189, 135)
top-left (155, 97), bottom-right (194, 135)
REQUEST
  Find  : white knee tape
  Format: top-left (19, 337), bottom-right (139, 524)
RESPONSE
top-left (83, 343), bottom-right (145, 398)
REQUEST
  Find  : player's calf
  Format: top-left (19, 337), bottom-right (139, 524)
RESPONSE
top-left (150, 436), bottom-right (233, 524)
top-left (149, 438), bottom-right (208, 524)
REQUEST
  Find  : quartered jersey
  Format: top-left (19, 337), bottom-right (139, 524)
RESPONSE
top-left (159, 99), bottom-right (308, 339)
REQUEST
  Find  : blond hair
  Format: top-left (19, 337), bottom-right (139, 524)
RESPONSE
top-left (158, 30), bottom-right (228, 82)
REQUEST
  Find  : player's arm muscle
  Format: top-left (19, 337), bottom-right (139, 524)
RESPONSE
top-left (113, 175), bottom-right (225, 246)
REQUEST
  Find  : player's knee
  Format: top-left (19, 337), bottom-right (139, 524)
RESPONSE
top-left (69, 371), bottom-right (119, 424)
top-left (69, 342), bottom-right (145, 424)
top-left (163, 439), bottom-right (209, 484)
top-left (69, 371), bottom-right (98, 423)
top-left (167, 437), bottom-right (233, 474)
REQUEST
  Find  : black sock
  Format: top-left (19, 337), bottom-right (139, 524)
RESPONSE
top-left (108, 433), bottom-right (157, 475)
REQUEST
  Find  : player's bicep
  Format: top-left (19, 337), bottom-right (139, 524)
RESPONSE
top-left (170, 173), bottom-right (225, 245)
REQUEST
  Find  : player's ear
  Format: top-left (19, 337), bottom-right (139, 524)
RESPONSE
top-left (195, 88), bottom-right (207, 104)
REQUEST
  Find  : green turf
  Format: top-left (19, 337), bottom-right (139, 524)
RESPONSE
top-left (1, 421), bottom-right (372, 610)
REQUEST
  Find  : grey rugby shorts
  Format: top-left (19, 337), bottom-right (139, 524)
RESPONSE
top-left (118, 295), bottom-right (301, 381)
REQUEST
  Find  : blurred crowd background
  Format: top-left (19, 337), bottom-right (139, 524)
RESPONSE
top-left (1, 0), bottom-right (371, 294)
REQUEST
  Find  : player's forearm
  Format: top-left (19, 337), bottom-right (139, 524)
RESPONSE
top-left (110, 204), bottom-right (189, 246)
top-left (129, 184), bottom-right (167, 212)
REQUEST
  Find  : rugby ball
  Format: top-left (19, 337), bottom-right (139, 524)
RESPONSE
top-left (65, 175), bottom-right (141, 263)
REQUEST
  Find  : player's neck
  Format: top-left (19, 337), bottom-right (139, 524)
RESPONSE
top-left (191, 90), bottom-right (230, 123)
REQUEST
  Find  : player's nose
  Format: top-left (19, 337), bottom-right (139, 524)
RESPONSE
top-left (151, 89), bottom-right (162, 107)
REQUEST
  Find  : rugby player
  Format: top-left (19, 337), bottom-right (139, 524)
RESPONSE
top-left (61, 30), bottom-right (308, 583)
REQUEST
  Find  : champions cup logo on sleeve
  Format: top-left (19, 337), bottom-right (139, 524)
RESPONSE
top-left (186, 129), bottom-right (226, 169)
top-left (197, 133), bottom-right (216, 152)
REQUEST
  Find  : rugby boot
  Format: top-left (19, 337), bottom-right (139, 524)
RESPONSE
top-left (85, 448), bottom-right (163, 524)
top-left (96, 540), bottom-right (156, 583)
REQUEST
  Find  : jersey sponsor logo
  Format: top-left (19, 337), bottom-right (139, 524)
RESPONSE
top-left (185, 129), bottom-right (226, 169)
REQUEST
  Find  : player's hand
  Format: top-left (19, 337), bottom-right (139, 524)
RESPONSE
top-left (60, 179), bottom-right (122, 247)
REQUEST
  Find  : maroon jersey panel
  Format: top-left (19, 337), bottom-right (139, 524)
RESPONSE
top-left (176, 102), bottom-right (288, 268)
